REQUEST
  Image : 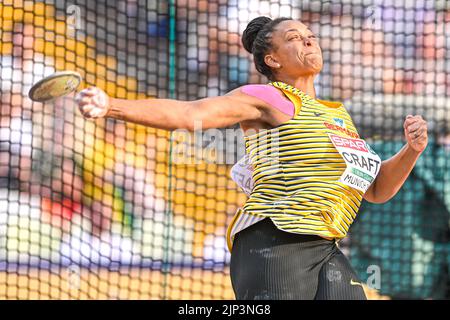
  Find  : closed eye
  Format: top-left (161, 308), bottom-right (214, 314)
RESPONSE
top-left (288, 34), bottom-right (317, 41)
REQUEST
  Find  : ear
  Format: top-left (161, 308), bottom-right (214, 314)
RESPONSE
top-left (264, 54), bottom-right (281, 69)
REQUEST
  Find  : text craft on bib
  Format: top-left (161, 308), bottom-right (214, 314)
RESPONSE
top-left (328, 133), bottom-right (381, 193)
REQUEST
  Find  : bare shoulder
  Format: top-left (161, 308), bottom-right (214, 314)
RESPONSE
top-left (226, 85), bottom-right (286, 130)
top-left (225, 84), bottom-right (273, 96)
top-left (224, 84), bottom-right (274, 110)
top-left (227, 84), bottom-right (295, 128)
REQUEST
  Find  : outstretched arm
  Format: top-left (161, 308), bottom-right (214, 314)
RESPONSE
top-left (75, 87), bottom-right (271, 131)
top-left (363, 115), bottom-right (428, 204)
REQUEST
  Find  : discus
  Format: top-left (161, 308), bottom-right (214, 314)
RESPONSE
top-left (28, 71), bottom-right (82, 102)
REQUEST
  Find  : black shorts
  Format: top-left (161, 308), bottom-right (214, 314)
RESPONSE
top-left (230, 218), bottom-right (366, 300)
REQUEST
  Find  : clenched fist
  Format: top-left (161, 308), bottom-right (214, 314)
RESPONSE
top-left (404, 115), bottom-right (428, 153)
top-left (75, 87), bottom-right (110, 119)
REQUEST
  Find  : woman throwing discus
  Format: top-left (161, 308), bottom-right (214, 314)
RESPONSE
top-left (76, 17), bottom-right (428, 300)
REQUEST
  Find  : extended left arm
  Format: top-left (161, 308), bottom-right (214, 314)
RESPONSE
top-left (364, 115), bottom-right (428, 204)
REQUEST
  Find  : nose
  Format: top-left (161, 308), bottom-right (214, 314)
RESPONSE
top-left (304, 37), bottom-right (312, 47)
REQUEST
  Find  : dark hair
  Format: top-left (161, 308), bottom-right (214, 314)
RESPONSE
top-left (242, 16), bottom-right (291, 80)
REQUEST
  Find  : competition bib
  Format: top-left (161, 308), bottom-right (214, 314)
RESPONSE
top-left (230, 155), bottom-right (254, 196)
top-left (329, 133), bottom-right (381, 193)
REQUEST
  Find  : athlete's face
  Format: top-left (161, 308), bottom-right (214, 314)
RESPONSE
top-left (265, 20), bottom-right (323, 78)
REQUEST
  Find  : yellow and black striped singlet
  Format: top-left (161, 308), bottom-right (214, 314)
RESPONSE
top-left (237, 81), bottom-right (364, 242)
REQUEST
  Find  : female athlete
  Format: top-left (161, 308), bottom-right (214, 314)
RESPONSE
top-left (76, 17), bottom-right (428, 300)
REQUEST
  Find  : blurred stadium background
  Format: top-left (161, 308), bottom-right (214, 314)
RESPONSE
top-left (1, 0), bottom-right (449, 299)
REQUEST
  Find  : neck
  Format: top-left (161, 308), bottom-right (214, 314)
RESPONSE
top-left (273, 74), bottom-right (317, 99)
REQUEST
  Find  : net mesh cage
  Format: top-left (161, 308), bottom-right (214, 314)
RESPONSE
top-left (0, 0), bottom-right (450, 299)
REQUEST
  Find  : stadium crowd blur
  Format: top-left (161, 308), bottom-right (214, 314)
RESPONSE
top-left (1, 0), bottom-right (449, 299)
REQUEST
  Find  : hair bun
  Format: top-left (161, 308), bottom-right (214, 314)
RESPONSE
top-left (242, 16), bottom-right (272, 54)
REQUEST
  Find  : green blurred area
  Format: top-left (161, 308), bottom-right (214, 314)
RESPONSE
top-left (350, 139), bottom-right (450, 299)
